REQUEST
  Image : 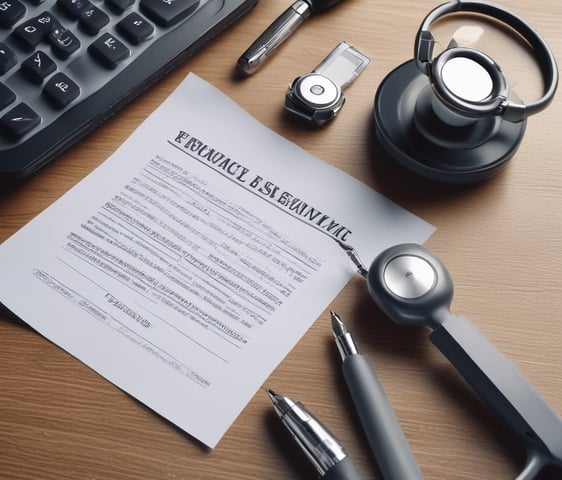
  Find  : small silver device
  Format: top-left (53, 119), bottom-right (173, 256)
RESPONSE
top-left (285, 41), bottom-right (370, 126)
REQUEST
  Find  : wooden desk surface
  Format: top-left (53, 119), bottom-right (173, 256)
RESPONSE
top-left (1, 1), bottom-right (561, 479)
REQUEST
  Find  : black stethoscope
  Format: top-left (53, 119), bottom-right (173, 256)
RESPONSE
top-left (374, 0), bottom-right (559, 184)
top-left (339, 241), bottom-right (562, 479)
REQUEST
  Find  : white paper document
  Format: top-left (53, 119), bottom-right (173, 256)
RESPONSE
top-left (0, 74), bottom-right (434, 447)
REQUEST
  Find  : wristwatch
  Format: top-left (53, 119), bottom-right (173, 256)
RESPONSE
top-left (285, 41), bottom-right (370, 126)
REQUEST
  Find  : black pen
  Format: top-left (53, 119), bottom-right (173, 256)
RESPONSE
top-left (331, 311), bottom-right (425, 480)
top-left (266, 388), bottom-right (364, 480)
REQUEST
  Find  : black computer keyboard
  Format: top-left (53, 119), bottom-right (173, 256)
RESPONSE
top-left (0, 0), bottom-right (257, 182)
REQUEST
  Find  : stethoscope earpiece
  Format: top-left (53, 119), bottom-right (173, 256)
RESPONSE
top-left (373, 0), bottom-right (558, 184)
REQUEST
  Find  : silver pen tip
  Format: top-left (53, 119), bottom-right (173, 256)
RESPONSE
top-left (265, 387), bottom-right (278, 401)
top-left (330, 310), bottom-right (347, 338)
top-left (266, 388), bottom-right (294, 416)
top-left (330, 311), bottom-right (359, 358)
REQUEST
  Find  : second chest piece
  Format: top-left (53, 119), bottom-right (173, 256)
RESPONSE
top-left (285, 41), bottom-right (370, 127)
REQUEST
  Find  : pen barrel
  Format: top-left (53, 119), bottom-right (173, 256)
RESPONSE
top-left (342, 354), bottom-right (425, 480)
top-left (256, 2), bottom-right (309, 48)
top-left (237, 1), bottom-right (311, 74)
top-left (323, 456), bottom-right (364, 480)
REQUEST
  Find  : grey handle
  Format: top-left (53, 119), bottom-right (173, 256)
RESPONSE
top-left (430, 314), bottom-right (562, 470)
top-left (343, 354), bottom-right (425, 480)
top-left (324, 456), bottom-right (364, 480)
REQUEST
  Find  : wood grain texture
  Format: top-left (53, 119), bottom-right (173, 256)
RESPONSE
top-left (1, 1), bottom-right (561, 479)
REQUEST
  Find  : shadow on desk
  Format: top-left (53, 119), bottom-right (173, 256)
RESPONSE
top-left (363, 117), bottom-right (508, 207)
top-left (0, 303), bottom-right (31, 330)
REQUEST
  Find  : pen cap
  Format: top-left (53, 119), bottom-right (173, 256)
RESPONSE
top-left (367, 243), bottom-right (454, 329)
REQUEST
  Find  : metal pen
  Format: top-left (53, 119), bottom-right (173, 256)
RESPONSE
top-left (237, 0), bottom-right (312, 75)
top-left (266, 388), bottom-right (364, 480)
top-left (331, 311), bottom-right (425, 480)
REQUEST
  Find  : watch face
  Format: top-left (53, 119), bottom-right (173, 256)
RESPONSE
top-left (285, 73), bottom-right (344, 126)
top-left (293, 73), bottom-right (341, 108)
top-left (284, 42), bottom-right (370, 126)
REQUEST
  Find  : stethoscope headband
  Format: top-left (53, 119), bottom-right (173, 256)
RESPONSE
top-left (414, 0), bottom-right (558, 122)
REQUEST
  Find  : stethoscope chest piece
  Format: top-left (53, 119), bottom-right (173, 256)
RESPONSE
top-left (367, 243), bottom-right (454, 328)
top-left (382, 254), bottom-right (436, 299)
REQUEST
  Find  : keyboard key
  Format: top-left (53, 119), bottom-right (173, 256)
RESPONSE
top-left (48, 24), bottom-right (80, 59)
top-left (0, 102), bottom-right (40, 138)
top-left (117, 12), bottom-right (154, 45)
top-left (0, 42), bottom-right (17, 74)
top-left (79, 5), bottom-right (109, 35)
top-left (43, 72), bottom-right (80, 108)
top-left (36, 11), bottom-right (60, 31)
top-left (0, 0), bottom-right (26, 28)
top-left (12, 11), bottom-right (56, 47)
top-left (105, 0), bottom-right (133, 14)
top-left (21, 50), bottom-right (56, 83)
top-left (88, 32), bottom-right (129, 69)
top-left (0, 82), bottom-right (16, 110)
top-left (36, 10), bottom-right (60, 31)
top-left (13, 19), bottom-right (45, 48)
top-left (139, 0), bottom-right (198, 27)
top-left (56, 0), bottom-right (92, 19)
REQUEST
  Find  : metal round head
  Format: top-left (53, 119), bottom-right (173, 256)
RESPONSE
top-left (367, 244), bottom-right (455, 328)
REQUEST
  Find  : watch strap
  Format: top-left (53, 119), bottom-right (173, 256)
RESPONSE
top-left (313, 41), bottom-right (370, 90)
